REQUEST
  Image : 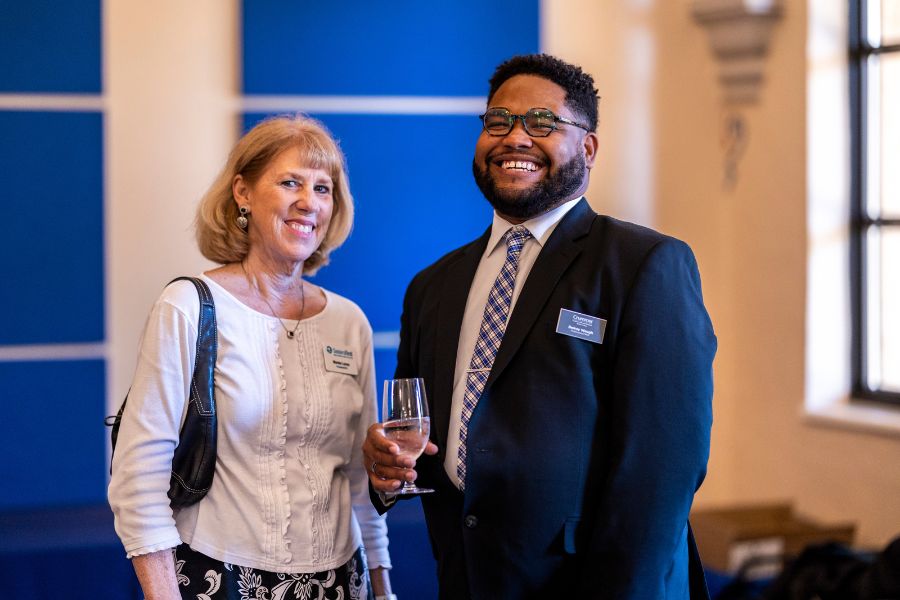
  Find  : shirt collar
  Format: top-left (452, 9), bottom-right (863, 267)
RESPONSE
top-left (484, 196), bottom-right (583, 257)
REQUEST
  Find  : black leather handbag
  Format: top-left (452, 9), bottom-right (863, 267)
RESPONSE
top-left (106, 276), bottom-right (218, 508)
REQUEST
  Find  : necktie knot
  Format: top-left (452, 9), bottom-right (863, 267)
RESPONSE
top-left (504, 225), bottom-right (531, 255)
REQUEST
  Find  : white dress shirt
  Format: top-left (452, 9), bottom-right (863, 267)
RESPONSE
top-left (443, 197), bottom-right (582, 487)
top-left (108, 275), bottom-right (390, 573)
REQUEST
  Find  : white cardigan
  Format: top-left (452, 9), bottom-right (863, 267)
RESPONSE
top-left (108, 275), bottom-right (390, 573)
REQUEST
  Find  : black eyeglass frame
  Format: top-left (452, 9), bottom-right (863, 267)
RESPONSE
top-left (479, 107), bottom-right (591, 137)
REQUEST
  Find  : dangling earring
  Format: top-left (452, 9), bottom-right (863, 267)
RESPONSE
top-left (237, 206), bottom-right (249, 229)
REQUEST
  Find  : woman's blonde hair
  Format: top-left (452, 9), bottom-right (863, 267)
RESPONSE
top-left (196, 114), bottom-right (354, 275)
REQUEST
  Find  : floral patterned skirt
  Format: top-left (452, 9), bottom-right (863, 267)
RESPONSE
top-left (173, 543), bottom-right (374, 600)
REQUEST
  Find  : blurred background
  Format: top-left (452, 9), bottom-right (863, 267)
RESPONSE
top-left (1, 0), bottom-right (899, 598)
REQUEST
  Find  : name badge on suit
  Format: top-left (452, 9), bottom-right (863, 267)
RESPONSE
top-left (556, 308), bottom-right (606, 344)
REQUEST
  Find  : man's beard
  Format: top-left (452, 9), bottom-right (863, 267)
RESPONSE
top-left (472, 152), bottom-right (586, 221)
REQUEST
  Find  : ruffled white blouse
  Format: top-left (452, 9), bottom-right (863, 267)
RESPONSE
top-left (108, 275), bottom-right (390, 573)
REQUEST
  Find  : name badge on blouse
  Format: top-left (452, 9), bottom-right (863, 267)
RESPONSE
top-left (323, 345), bottom-right (358, 375)
top-left (556, 308), bottom-right (606, 344)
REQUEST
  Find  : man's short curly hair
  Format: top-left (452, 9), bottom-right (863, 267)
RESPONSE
top-left (487, 53), bottom-right (599, 132)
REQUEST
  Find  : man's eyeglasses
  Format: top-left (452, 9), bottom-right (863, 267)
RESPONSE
top-left (479, 107), bottom-right (590, 138)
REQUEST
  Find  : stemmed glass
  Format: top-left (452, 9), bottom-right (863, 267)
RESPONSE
top-left (382, 377), bottom-right (434, 495)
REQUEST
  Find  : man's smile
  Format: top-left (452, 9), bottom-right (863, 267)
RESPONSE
top-left (489, 153), bottom-right (547, 179)
top-left (500, 160), bottom-right (539, 172)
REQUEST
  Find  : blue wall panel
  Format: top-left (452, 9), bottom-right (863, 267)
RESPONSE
top-left (373, 348), bottom-right (398, 417)
top-left (0, 0), bottom-right (102, 93)
top-left (245, 112), bottom-right (492, 332)
top-left (0, 111), bottom-right (104, 345)
top-left (0, 360), bottom-right (107, 509)
top-left (243, 0), bottom-right (539, 96)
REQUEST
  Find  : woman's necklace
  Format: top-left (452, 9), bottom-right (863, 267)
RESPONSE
top-left (241, 261), bottom-right (306, 339)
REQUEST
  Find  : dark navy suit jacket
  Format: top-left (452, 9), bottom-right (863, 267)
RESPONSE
top-left (380, 199), bottom-right (716, 599)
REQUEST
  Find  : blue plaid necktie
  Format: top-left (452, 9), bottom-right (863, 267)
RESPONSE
top-left (457, 225), bottom-right (532, 490)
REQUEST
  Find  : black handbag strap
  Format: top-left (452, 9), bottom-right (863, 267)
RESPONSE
top-left (106, 276), bottom-right (218, 467)
top-left (168, 277), bottom-right (217, 417)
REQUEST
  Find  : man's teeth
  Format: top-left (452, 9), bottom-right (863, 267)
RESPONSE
top-left (501, 160), bottom-right (538, 172)
top-left (288, 223), bottom-right (313, 233)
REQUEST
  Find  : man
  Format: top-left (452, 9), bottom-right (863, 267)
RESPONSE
top-left (364, 54), bottom-right (716, 599)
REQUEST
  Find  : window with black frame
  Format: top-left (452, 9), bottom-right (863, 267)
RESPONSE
top-left (850, 0), bottom-right (900, 405)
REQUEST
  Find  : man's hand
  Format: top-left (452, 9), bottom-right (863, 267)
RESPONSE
top-left (362, 423), bottom-right (438, 493)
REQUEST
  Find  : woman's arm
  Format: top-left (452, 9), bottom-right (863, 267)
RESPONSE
top-left (369, 566), bottom-right (392, 597)
top-left (350, 319), bottom-right (393, 591)
top-left (132, 549), bottom-right (181, 600)
top-left (109, 284), bottom-right (200, 589)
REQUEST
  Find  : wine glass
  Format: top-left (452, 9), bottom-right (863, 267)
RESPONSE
top-left (382, 377), bottom-right (434, 495)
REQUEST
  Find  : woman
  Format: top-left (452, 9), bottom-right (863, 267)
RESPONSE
top-left (108, 115), bottom-right (394, 600)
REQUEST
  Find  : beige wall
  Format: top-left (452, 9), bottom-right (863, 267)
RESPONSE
top-left (104, 0), bottom-right (237, 407)
top-left (104, 0), bottom-right (900, 549)
top-left (545, 0), bottom-right (900, 548)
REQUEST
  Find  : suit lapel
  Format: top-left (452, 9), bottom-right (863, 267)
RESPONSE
top-left (432, 228), bottom-right (491, 451)
top-left (484, 198), bottom-right (596, 392)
